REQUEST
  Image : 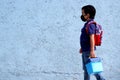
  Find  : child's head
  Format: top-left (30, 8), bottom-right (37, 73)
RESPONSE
top-left (81, 5), bottom-right (96, 22)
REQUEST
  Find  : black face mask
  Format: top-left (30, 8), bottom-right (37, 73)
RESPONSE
top-left (81, 15), bottom-right (87, 22)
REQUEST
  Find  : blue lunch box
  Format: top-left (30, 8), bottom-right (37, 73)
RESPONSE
top-left (85, 57), bottom-right (103, 75)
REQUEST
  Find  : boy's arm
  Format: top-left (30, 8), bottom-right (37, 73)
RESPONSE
top-left (90, 34), bottom-right (96, 58)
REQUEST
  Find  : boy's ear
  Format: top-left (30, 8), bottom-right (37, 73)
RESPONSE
top-left (86, 13), bottom-right (90, 18)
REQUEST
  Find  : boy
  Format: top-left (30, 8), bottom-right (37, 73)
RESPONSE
top-left (79, 5), bottom-right (105, 80)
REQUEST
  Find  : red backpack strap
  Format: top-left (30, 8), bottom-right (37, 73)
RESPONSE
top-left (86, 21), bottom-right (96, 33)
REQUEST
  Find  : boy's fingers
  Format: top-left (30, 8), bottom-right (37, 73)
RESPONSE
top-left (89, 54), bottom-right (96, 58)
top-left (79, 49), bottom-right (82, 54)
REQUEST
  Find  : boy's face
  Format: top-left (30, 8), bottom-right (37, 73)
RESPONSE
top-left (81, 9), bottom-right (90, 21)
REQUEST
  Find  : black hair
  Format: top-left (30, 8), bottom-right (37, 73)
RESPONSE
top-left (82, 5), bottom-right (96, 19)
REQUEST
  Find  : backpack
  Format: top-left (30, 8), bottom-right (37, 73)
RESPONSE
top-left (86, 21), bottom-right (103, 46)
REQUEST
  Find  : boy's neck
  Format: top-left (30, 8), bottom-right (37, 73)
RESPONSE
top-left (87, 18), bottom-right (94, 22)
top-left (87, 18), bottom-right (91, 21)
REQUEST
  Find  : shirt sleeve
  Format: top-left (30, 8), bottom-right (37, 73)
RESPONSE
top-left (88, 24), bottom-right (96, 34)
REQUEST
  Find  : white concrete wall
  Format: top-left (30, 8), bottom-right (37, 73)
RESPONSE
top-left (0, 0), bottom-right (120, 80)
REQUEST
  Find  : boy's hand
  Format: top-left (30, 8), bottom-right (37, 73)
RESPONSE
top-left (90, 51), bottom-right (96, 58)
top-left (79, 48), bottom-right (82, 54)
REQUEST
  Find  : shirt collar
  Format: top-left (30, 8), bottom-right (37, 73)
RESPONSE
top-left (87, 19), bottom-right (94, 23)
top-left (84, 19), bottom-right (93, 25)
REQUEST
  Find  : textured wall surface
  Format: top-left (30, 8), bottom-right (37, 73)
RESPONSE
top-left (0, 0), bottom-right (120, 80)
